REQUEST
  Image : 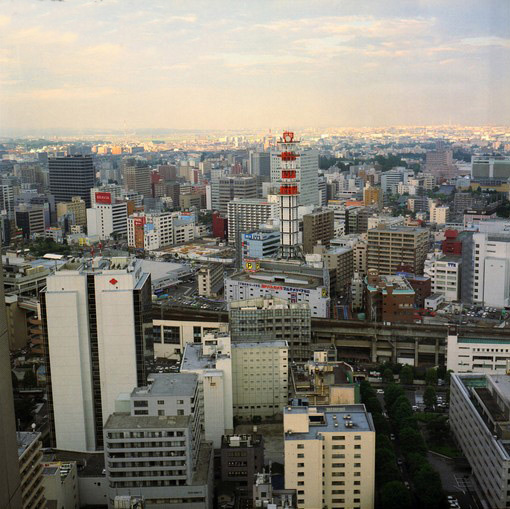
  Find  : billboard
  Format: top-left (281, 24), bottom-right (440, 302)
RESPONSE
top-left (133, 216), bottom-right (146, 248)
top-left (95, 192), bottom-right (112, 204)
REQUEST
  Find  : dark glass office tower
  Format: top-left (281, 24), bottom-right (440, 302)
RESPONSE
top-left (49, 155), bottom-right (95, 207)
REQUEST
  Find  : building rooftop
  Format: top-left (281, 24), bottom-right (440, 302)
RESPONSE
top-left (104, 412), bottom-right (191, 430)
top-left (232, 340), bottom-right (288, 349)
top-left (284, 405), bottom-right (374, 439)
top-left (132, 372), bottom-right (198, 398)
top-left (368, 225), bottom-right (427, 234)
top-left (180, 342), bottom-right (230, 372)
top-left (228, 269), bottom-right (324, 290)
top-left (17, 431), bottom-right (40, 459)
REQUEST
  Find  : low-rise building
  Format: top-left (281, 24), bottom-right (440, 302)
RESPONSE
top-left (198, 262), bottom-right (224, 298)
top-left (220, 434), bottom-right (264, 487)
top-left (365, 270), bottom-right (416, 323)
top-left (42, 461), bottom-right (79, 509)
top-left (284, 404), bottom-right (375, 509)
top-left (241, 229), bottom-right (280, 261)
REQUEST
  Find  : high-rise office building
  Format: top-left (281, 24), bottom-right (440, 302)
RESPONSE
top-left (103, 373), bottom-right (213, 509)
top-left (303, 208), bottom-right (335, 254)
top-left (367, 225), bottom-right (429, 275)
top-left (230, 297), bottom-right (311, 362)
top-left (49, 156), bottom-right (95, 208)
top-left (249, 151), bottom-right (271, 177)
top-left (284, 404), bottom-right (375, 509)
top-left (41, 257), bottom-right (153, 452)
top-left (271, 147), bottom-right (319, 206)
top-left (227, 198), bottom-right (278, 247)
top-left (425, 142), bottom-right (455, 178)
top-left (122, 159), bottom-right (152, 199)
top-left (217, 175), bottom-right (257, 216)
top-left (0, 257), bottom-right (23, 509)
top-left (86, 192), bottom-right (128, 241)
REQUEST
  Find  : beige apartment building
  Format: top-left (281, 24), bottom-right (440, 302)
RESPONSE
top-left (198, 262), bottom-right (224, 298)
top-left (284, 405), bottom-right (375, 509)
top-left (56, 196), bottom-right (87, 227)
top-left (303, 208), bottom-right (335, 254)
top-left (367, 225), bottom-right (429, 275)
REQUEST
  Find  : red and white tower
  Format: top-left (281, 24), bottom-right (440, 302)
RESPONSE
top-left (278, 131), bottom-right (300, 259)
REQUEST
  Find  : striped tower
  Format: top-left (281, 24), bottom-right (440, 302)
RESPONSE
top-left (278, 131), bottom-right (300, 259)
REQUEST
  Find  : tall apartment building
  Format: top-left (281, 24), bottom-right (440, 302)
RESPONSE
top-left (49, 156), bottom-right (95, 207)
top-left (429, 200), bottom-right (449, 225)
top-left (0, 257), bottom-right (23, 509)
top-left (198, 262), bottom-right (224, 297)
top-left (103, 373), bottom-right (214, 509)
top-left (15, 204), bottom-right (45, 239)
top-left (363, 185), bottom-right (382, 209)
top-left (41, 257), bottom-right (153, 452)
top-left (313, 245), bottom-right (354, 295)
top-left (232, 340), bottom-right (288, 419)
top-left (425, 143), bottom-right (454, 177)
top-left (17, 432), bottom-right (46, 509)
top-left (472, 230), bottom-right (510, 307)
top-left (180, 332), bottom-right (233, 447)
top-left (122, 160), bottom-right (152, 199)
top-left (271, 148), bottom-right (320, 206)
top-left (227, 198), bottom-right (278, 247)
top-left (284, 404), bottom-right (375, 509)
top-left (56, 196), bottom-right (87, 228)
top-left (216, 175), bottom-right (257, 216)
top-left (302, 208), bottom-right (335, 254)
top-left (367, 226), bottom-right (429, 275)
top-left (230, 297), bottom-right (311, 362)
top-left (0, 183), bottom-right (15, 218)
top-left (450, 373), bottom-right (510, 509)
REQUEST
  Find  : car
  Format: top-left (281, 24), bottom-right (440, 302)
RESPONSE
top-left (397, 459), bottom-right (403, 466)
top-left (390, 434), bottom-right (396, 440)
top-left (404, 481), bottom-right (410, 489)
top-left (377, 389), bottom-right (384, 394)
top-left (412, 405), bottom-right (419, 411)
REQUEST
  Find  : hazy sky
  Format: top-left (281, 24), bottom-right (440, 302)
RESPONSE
top-left (1, 0), bottom-right (509, 133)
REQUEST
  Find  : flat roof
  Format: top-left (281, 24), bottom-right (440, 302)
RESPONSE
top-left (232, 340), bottom-right (288, 349)
top-left (132, 373), bottom-right (198, 398)
top-left (284, 405), bottom-right (374, 439)
top-left (104, 412), bottom-right (191, 430)
top-left (139, 260), bottom-right (191, 282)
top-left (17, 432), bottom-right (40, 458)
top-left (228, 270), bottom-right (323, 290)
top-left (181, 343), bottom-right (230, 371)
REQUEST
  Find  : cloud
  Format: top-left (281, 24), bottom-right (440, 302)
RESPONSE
top-left (0, 15), bottom-right (10, 27)
top-left (25, 86), bottom-right (117, 101)
top-left (13, 26), bottom-right (78, 45)
top-left (460, 36), bottom-right (510, 48)
top-left (81, 43), bottom-right (124, 58)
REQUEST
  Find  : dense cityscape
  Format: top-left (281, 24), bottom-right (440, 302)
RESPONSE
top-left (1, 1), bottom-right (510, 509)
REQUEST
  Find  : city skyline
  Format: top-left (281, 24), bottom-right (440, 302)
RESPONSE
top-left (0, 0), bottom-right (509, 134)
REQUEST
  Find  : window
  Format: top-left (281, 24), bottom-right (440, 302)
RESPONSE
top-left (297, 454), bottom-right (304, 458)
top-left (133, 400), bottom-right (148, 407)
top-left (177, 410), bottom-right (184, 416)
top-left (158, 410), bottom-right (165, 416)
top-left (297, 463), bottom-right (304, 468)
top-left (332, 436), bottom-right (345, 441)
top-left (354, 435), bottom-right (361, 440)
top-left (297, 444), bottom-right (304, 449)
top-left (354, 445), bottom-right (361, 449)
top-left (157, 400), bottom-right (164, 405)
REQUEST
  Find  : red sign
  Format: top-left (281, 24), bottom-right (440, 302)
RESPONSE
top-left (95, 192), bottom-right (112, 204)
top-left (133, 217), bottom-right (146, 227)
top-left (109, 278), bottom-right (118, 285)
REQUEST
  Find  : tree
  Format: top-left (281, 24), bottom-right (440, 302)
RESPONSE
top-left (381, 481), bottom-right (413, 509)
top-left (406, 452), bottom-right (428, 475)
top-left (376, 434), bottom-right (393, 450)
top-left (365, 396), bottom-right (382, 415)
top-left (424, 386), bottom-right (437, 409)
top-left (383, 368), bottom-right (394, 383)
top-left (23, 369), bottom-right (37, 388)
top-left (425, 367), bottom-right (438, 386)
top-left (372, 414), bottom-right (391, 436)
top-left (414, 464), bottom-right (445, 509)
top-left (384, 384), bottom-right (405, 409)
top-left (400, 365), bottom-right (414, 385)
top-left (399, 427), bottom-right (427, 456)
top-left (376, 448), bottom-right (400, 484)
top-left (426, 416), bottom-right (449, 444)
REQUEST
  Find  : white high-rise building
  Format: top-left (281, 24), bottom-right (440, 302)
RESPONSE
top-left (86, 190), bottom-right (127, 240)
top-left (41, 257), bottom-right (153, 452)
top-left (271, 148), bottom-right (319, 207)
top-left (424, 251), bottom-right (461, 302)
top-left (473, 230), bottom-right (510, 307)
top-left (227, 198), bottom-right (278, 246)
top-left (127, 212), bottom-right (174, 251)
top-left (180, 332), bottom-right (233, 448)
